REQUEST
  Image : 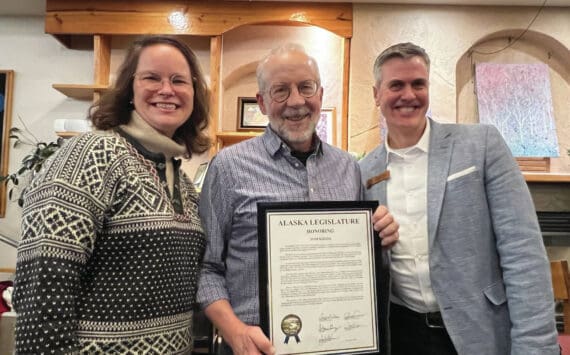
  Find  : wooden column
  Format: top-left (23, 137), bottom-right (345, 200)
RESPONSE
top-left (209, 35), bottom-right (222, 157)
top-left (93, 34), bottom-right (111, 102)
top-left (341, 37), bottom-right (351, 151)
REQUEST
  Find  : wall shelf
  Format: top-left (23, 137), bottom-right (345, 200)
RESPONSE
top-left (55, 131), bottom-right (81, 138)
top-left (216, 131), bottom-right (262, 150)
top-left (52, 84), bottom-right (109, 100)
top-left (524, 173), bottom-right (570, 183)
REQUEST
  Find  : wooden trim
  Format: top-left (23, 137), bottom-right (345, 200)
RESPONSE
top-left (524, 173), bottom-right (570, 183)
top-left (209, 35), bottom-right (222, 156)
top-left (45, 1), bottom-right (353, 39)
top-left (341, 37), bottom-right (350, 150)
top-left (0, 268), bottom-right (16, 274)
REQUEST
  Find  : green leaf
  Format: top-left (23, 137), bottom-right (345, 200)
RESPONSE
top-left (3, 122), bottom-right (63, 206)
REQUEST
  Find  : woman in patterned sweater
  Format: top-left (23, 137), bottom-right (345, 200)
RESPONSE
top-left (13, 36), bottom-right (210, 354)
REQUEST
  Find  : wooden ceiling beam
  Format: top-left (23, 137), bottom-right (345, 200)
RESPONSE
top-left (45, 1), bottom-right (352, 38)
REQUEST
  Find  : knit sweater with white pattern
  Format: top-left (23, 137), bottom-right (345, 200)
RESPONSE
top-left (13, 124), bottom-right (205, 354)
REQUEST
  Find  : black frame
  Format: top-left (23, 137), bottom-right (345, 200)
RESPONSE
top-left (237, 97), bottom-right (268, 131)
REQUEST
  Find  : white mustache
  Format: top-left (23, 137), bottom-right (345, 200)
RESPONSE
top-left (282, 107), bottom-right (311, 121)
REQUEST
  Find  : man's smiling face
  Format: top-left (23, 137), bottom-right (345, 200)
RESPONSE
top-left (374, 55), bottom-right (429, 148)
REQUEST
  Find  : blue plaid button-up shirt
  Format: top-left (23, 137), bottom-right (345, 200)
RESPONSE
top-left (197, 126), bottom-right (363, 325)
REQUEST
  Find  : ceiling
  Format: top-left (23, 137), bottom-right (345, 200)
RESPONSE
top-left (1, 0), bottom-right (569, 16)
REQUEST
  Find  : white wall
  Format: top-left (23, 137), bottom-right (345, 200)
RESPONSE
top-left (0, 16), bottom-right (93, 268)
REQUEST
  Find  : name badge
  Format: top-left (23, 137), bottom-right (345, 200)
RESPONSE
top-left (366, 170), bottom-right (390, 189)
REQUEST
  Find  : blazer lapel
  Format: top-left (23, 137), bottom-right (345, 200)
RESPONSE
top-left (427, 120), bottom-right (453, 249)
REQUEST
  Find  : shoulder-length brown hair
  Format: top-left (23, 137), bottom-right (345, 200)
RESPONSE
top-left (88, 35), bottom-right (211, 157)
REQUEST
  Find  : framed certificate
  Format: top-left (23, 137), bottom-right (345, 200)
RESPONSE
top-left (258, 201), bottom-right (382, 355)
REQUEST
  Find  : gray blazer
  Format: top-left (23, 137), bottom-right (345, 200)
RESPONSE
top-left (360, 119), bottom-right (559, 355)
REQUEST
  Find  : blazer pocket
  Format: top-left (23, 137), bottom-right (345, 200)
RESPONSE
top-left (483, 281), bottom-right (507, 306)
top-left (447, 166), bottom-right (477, 182)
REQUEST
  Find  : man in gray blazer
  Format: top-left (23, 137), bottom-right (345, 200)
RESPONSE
top-left (360, 42), bottom-right (559, 355)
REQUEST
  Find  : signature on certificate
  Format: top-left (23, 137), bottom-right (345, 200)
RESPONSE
top-left (318, 333), bottom-right (338, 344)
top-left (319, 313), bottom-right (340, 322)
top-left (344, 310), bottom-right (365, 320)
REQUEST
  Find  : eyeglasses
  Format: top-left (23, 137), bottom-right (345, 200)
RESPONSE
top-left (134, 71), bottom-right (194, 91)
top-left (268, 80), bottom-right (319, 103)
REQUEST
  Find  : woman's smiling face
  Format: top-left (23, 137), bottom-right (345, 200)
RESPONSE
top-left (132, 43), bottom-right (194, 137)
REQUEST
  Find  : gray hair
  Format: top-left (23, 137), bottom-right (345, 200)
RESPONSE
top-left (373, 42), bottom-right (430, 85)
top-left (256, 43), bottom-right (321, 93)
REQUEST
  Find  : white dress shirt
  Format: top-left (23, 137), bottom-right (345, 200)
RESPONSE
top-left (386, 120), bottom-right (439, 313)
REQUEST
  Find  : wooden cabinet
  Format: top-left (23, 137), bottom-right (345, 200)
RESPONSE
top-left (45, 0), bottom-right (353, 153)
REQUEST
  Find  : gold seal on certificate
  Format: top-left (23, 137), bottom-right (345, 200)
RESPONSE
top-left (281, 314), bottom-right (302, 344)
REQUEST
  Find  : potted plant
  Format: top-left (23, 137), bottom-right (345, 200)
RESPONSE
top-left (0, 125), bottom-right (63, 207)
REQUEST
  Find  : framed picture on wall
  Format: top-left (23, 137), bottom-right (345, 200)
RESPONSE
top-left (237, 97), bottom-right (268, 131)
top-left (317, 107), bottom-right (336, 146)
top-left (0, 70), bottom-right (14, 217)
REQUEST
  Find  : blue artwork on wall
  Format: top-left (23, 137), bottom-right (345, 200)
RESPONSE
top-left (475, 63), bottom-right (559, 157)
